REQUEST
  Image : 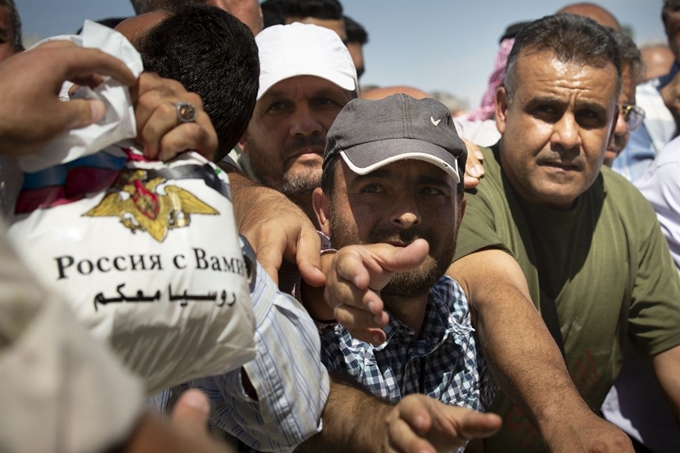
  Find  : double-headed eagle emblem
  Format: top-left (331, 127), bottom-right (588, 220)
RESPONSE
top-left (84, 170), bottom-right (219, 242)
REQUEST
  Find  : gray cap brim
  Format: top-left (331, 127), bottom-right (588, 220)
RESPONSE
top-left (339, 138), bottom-right (461, 184)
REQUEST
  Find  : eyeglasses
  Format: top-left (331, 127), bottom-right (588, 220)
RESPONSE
top-left (620, 104), bottom-right (645, 132)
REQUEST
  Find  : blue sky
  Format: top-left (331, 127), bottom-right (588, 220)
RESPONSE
top-left (17, 0), bottom-right (666, 108)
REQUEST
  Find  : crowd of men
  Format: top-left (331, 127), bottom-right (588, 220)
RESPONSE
top-left (1, 1), bottom-right (680, 453)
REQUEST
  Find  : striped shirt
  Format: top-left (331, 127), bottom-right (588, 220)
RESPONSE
top-left (192, 259), bottom-right (329, 452)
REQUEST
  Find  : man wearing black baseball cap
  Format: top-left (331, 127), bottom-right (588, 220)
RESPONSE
top-left (308, 94), bottom-right (500, 453)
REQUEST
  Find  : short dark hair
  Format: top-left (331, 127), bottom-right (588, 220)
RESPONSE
top-left (138, 5), bottom-right (259, 160)
top-left (261, 0), bottom-right (343, 28)
top-left (504, 14), bottom-right (622, 100)
top-left (0, 0), bottom-right (23, 52)
top-left (130, 0), bottom-right (198, 15)
top-left (130, 0), bottom-right (157, 15)
top-left (320, 153), bottom-right (340, 201)
top-left (611, 30), bottom-right (644, 85)
top-left (344, 15), bottom-right (368, 45)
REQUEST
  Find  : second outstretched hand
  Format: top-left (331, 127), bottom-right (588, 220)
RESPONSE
top-left (383, 394), bottom-right (502, 453)
top-left (321, 239), bottom-right (430, 345)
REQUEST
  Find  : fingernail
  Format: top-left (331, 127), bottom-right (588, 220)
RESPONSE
top-left (475, 150), bottom-right (484, 160)
top-left (470, 165), bottom-right (484, 177)
top-left (372, 334), bottom-right (383, 344)
top-left (367, 301), bottom-right (375, 313)
top-left (90, 100), bottom-right (106, 123)
top-left (182, 390), bottom-right (210, 414)
top-left (373, 315), bottom-right (383, 325)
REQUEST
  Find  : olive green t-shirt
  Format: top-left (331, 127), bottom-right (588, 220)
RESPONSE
top-left (454, 145), bottom-right (680, 453)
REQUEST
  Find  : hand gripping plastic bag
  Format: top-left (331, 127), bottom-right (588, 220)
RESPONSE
top-left (8, 143), bottom-right (256, 394)
top-left (7, 23), bottom-right (255, 394)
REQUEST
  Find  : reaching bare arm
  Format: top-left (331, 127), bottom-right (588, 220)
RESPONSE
top-left (300, 376), bottom-right (500, 453)
top-left (449, 249), bottom-right (633, 453)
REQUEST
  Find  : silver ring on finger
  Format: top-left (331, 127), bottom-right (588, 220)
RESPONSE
top-left (174, 101), bottom-right (197, 123)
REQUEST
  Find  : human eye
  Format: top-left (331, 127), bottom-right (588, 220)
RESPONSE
top-left (529, 103), bottom-right (560, 122)
top-left (360, 183), bottom-right (385, 194)
top-left (265, 100), bottom-right (291, 114)
top-left (313, 96), bottom-right (342, 109)
top-left (420, 186), bottom-right (444, 196)
top-left (576, 109), bottom-right (607, 128)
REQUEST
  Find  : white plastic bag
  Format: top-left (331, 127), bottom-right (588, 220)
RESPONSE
top-left (8, 143), bottom-right (256, 394)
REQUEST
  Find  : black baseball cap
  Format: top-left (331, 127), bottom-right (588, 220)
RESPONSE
top-left (323, 94), bottom-right (467, 184)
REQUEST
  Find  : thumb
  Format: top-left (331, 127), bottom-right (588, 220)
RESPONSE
top-left (61, 98), bottom-right (106, 130)
top-left (170, 389), bottom-right (211, 435)
top-left (380, 238), bottom-right (429, 272)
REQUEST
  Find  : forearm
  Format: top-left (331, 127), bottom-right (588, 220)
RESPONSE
top-left (300, 375), bottom-right (393, 453)
top-left (219, 164), bottom-right (271, 230)
top-left (474, 283), bottom-right (589, 430)
top-left (450, 252), bottom-right (591, 436)
top-left (653, 345), bottom-right (680, 427)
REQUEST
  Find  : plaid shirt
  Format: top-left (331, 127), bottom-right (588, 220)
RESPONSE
top-left (320, 275), bottom-right (494, 422)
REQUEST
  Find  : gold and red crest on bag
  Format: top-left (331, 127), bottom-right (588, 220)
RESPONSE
top-left (84, 169), bottom-right (219, 242)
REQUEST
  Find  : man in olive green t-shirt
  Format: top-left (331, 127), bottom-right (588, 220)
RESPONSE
top-left (450, 15), bottom-right (680, 453)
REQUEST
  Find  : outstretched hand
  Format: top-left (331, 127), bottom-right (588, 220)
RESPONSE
top-left (383, 394), bottom-right (502, 453)
top-left (324, 239), bottom-right (430, 345)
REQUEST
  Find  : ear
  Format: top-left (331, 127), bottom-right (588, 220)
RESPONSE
top-left (312, 187), bottom-right (332, 237)
top-left (239, 131), bottom-right (249, 155)
top-left (495, 86), bottom-right (510, 135)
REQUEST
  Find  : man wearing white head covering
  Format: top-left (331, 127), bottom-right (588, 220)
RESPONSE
top-left (235, 22), bottom-right (358, 225)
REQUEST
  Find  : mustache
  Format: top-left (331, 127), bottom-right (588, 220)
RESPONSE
top-left (369, 229), bottom-right (426, 245)
top-left (535, 152), bottom-right (584, 170)
top-left (282, 135), bottom-right (327, 155)
top-left (610, 133), bottom-right (628, 152)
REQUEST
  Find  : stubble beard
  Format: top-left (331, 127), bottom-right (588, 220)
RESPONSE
top-left (247, 136), bottom-right (324, 199)
top-left (328, 204), bottom-right (456, 304)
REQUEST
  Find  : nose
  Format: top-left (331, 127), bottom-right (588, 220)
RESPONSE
top-left (613, 107), bottom-right (627, 137)
top-left (550, 113), bottom-right (581, 151)
top-left (289, 104), bottom-right (323, 137)
top-left (391, 197), bottom-right (422, 229)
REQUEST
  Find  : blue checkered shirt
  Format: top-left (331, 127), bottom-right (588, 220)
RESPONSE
top-left (320, 275), bottom-right (494, 434)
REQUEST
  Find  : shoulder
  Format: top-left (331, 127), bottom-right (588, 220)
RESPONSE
top-left (431, 275), bottom-right (471, 318)
top-left (598, 167), bottom-right (660, 232)
top-left (600, 167), bottom-right (655, 210)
